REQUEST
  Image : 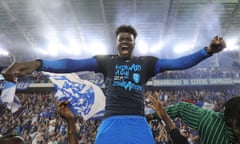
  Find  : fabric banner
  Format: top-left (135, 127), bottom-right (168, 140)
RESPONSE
top-left (43, 72), bottom-right (106, 120)
top-left (0, 81), bottom-right (21, 113)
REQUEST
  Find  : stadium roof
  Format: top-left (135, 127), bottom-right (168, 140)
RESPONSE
top-left (0, 0), bottom-right (239, 64)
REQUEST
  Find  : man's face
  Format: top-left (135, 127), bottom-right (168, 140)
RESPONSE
top-left (116, 32), bottom-right (135, 58)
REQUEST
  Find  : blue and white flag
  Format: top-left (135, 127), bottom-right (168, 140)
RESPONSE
top-left (0, 81), bottom-right (21, 113)
top-left (43, 72), bottom-right (106, 120)
top-left (11, 96), bottom-right (22, 113)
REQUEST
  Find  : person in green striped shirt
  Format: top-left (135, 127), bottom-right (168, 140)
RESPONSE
top-left (150, 96), bottom-right (240, 144)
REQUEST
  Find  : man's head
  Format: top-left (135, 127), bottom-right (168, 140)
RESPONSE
top-left (224, 96), bottom-right (240, 140)
top-left (115, 25), bottom-right (137, 58)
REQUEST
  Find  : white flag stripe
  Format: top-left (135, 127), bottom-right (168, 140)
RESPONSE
top-left (11, 96), bottom-right (21, 113)
top-left (43, 72), bottom-right (106, 120)
top-left (1, 82), bottom-right (16, 103)
top-left (1, 81), bottom-right (21, 113)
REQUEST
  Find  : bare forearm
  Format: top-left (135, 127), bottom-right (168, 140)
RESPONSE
top-left (155, 109), bottom-right (176, 130)
top-left (162, 115), bottom-right (176, 130)
top-left (67, 119), bottom-right (78, 144)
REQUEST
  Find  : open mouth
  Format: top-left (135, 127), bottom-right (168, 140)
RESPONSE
top-left (120, 44), bottom-right (130, 54)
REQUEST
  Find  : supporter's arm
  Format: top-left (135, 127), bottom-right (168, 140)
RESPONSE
top-left (57, 101), bottom-right (77, 144)
top-left (148, 94), bottom-right (189, 144)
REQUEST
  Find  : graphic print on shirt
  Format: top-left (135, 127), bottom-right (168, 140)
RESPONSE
top-left (113, 63), bottom-right (142, 91)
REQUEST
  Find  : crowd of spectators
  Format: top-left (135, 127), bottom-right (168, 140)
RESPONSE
top-left (0, 92), bottom-right (102, 144)
top-left (0, 85), bottom-right (239, 143)
top-left (1, 62), bottom-right (240, 143)
top-left (145, 86), bottom-right (240, 143)
top-left (154, 67), bottom-right (240, 79)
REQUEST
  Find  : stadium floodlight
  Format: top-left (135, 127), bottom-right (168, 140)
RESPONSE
top-left (224, 37), bottom-right (239, 51)
top-left (46, 42), bottom-right (59, 56)
top-left (149, 42), bottom-right (163, 53)
top-left (89, 41), bottom-right (107, 55)
top-left (137, 40), bottom-right (148, 54)
top-left (173, 42), bottom-right (194, 54)
top-left (0, 49), bottom-right (9, 56)
top-left (68, 38), bottom-right (81, 55)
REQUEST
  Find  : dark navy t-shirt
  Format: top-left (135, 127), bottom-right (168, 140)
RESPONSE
top-left (95, 55), bottom-right (158, 117)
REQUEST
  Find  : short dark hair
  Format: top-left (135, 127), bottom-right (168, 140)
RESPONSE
top-left (224, 96), bottom-right (240, 127)
top-left (115, 25), bottom-right (137, 39)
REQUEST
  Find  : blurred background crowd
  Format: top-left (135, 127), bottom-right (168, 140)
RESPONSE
top-left (0, 65), bottom-right (239, 144)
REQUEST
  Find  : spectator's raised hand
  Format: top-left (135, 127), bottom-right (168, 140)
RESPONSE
top-left (57, 101), bottom-right (78, 144)
top-left (57, 101), bottom-right (75, 121)
top-left (148, 92), bottom-right (168, 120)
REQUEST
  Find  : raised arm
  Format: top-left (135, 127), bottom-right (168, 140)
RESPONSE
top-left (154, 36), bottom-right (226, 73)
top-left (148, 92), bottom-right (189, 144)
top-left (57, 101), bottom-right (77, 144)
top-left (2, 57), bottom-right (98, 82)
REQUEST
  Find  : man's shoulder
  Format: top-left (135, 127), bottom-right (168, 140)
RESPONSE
top-left (133, 56), bottom-right (158, 61)
top-left (138, 56), bottom-right (157, 59)
top-left (94, 54), bottom-right (117, 58)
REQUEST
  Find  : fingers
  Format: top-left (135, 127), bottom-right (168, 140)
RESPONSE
top-left (2, 61), bottom-right (37, 82)
top-left (148, 94), bottom-right (161, 109)
top-left (213, 36), bottom-right (225, 46)
top-left (2, 73), bottom-right (16, 83)
top-left (209, 35), bottom-right (226, 53)
top-left (213, 36), bottom-right (222, 43)
top-left (57, 101), bottom-right (70, 116)
top-left (2, 63), bottom-right (21, 82)
top-left (57, 101), bottom-right (69, 108)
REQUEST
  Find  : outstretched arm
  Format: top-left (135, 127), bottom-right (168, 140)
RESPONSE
top-left (38, 58), bottom-right (97, 73)
top-left (154, 36), bottom-right (226, 73)
top-left (2, 57), bottom-right (98, 82)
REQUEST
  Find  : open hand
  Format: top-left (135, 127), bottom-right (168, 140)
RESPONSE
top-left (2, 61), bottom-right (41, 83)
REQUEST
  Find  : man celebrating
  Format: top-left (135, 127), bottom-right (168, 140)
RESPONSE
top-left (2, 25), bottom-right (226, 144)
